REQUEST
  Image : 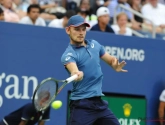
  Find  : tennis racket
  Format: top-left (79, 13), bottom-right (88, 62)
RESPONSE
top-left (32, 74), bottom-right (78, 111)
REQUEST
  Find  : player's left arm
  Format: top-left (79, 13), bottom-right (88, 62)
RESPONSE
top-left (101, 52), bottom-right (128, 72)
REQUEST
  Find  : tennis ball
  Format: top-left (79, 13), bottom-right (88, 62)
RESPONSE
top-left (51, 100), bottom-right (62, 109)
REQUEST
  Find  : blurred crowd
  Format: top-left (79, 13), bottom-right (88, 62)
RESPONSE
top-left (0, 0), bottom-right (165, 37)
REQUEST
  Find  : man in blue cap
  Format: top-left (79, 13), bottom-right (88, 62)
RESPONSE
top-left (61, 15), bottom-right (127, 125)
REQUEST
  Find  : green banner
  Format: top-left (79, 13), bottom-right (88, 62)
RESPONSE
top-left (102, 95), bottom-right (146, 125)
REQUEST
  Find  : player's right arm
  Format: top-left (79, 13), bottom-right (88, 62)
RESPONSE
top-left (65, 63), bottom-right (83, 82)
top-left (61, 50), bottom-right (83, 81)
top-left (19, 120), bottom-right (27, 125)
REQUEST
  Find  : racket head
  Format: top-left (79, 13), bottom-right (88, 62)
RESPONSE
top-left (32, 78), bottom-right (58, 111)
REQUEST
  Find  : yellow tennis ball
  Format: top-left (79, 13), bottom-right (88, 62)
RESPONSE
top-left (51, 100), bottom-right (62, 109)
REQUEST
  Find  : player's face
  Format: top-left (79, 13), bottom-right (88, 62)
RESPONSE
top-left (66, 24), bottom-right (87, 45)
top-left (28, 8), bottom-right (40, 21)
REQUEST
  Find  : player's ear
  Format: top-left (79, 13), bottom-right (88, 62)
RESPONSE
top-left (65, 27), bottom-right (70, 35)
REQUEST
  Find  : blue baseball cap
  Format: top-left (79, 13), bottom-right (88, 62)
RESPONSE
top-left (67, 15), bottom-right (90, 27)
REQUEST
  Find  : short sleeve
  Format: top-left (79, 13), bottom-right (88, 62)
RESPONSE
top-left (42, 107), bottom-right (50, 121)
top-left (160, 90), bottom-right (165, 102)
top-left (99, 45), bottom-right (105, 57)
top-left (21, 103), bottom-right (34, 120)
top-left (91, 39), bottom-right (105, 57)
top-left (61, 51), bottom-right (77, 66)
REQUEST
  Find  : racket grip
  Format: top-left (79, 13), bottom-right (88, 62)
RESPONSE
top-left (66, 74), bottom-right (78, 83)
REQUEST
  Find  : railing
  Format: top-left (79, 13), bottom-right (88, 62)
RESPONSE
top-left (113, 4), bottom-right (156, 38)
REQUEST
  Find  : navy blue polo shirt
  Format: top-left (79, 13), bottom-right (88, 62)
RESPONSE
top-left (3, 103), bottom-right (50, 125)
top-left (90, 23), bottom-right (115, 33)
top-left (61, 39), bottom-right (105, 100)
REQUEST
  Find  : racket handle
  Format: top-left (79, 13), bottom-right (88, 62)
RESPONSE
top-left (66, 74), bottom-right (78, 83)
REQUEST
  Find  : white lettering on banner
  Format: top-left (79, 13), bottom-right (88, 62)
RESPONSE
top-left (104, 46), bottom-right (145, 62)
top-left (118, 118), bottom-right (141, 125)
top-left (5, 74), bottom-right (22, 99)
top-left (0, 73), bottom-right (38, 107)
top-left (0, 73), bottom-right (5, 107)
top-left (21, 76), bottom-right (38, 99)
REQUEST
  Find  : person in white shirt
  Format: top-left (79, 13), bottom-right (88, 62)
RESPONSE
top-left (112, 12), bottom-right (132, 36)
top-left (20, 4), bottom-right (46, 26)
top-left (141, 0), bottom-right (165, 33)
top-left (159, 90), bottom-right (165, 125)
top-left (48, 10), bottom-right (76, 28)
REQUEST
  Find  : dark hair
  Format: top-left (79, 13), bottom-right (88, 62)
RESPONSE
top-left (27, 4), bottom-right (41, 13)
top-left (64, 10), bottom-right (76, 19)
top-left (76, 8), bottom-right (88, 15)
top-left (0, 7), bottom-right (3, 14)
top-left (80, 0), bottom-right (90, 6)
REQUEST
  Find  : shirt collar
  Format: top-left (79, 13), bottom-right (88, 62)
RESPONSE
top-left (69, 39), bottom-right (90, 48)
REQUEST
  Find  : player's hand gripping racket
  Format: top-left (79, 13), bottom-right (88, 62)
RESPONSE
top-left (32, 74), bottom-right (78, 111)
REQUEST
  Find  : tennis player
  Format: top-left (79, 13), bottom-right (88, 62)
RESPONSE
top-left (0, 92), bottom-right (51, 125)
top-left (61, 15), bottom-right (127, 125)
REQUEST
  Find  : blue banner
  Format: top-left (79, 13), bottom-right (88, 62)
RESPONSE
top-left (0, 22), bottom-right (165, 125)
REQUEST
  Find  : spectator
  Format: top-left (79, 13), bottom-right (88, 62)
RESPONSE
top-left (77, 7), bottom-right (87, 19)
top-left (107, 0), bottom-right (132, 22)
top-left (38, 0), bottom-right (57, 12)
top-left (96, 0), bottom-right (110, 8)
top-left (112, 12), bottom-right (132, 36)
top-left (159, 89), bottom-right (165, 125)
top-left (141, 0), bottom-right (165, 33)
top-left (127, 0), bottom-right (153, 32)
top-left (107, 0), bottom-right (141, 30)
top-left (12, 0), bottom-right (27, 19)
top-left (90, 6), bottom-right (114, 33)
top-left (0, 7), bottom-right (4, 20)
top-left (43, 0), bottom-right (67, 19)
top-left (0, 103), bottom-right (50, 125)
top-left (78, 0), bottom-right (97, 28)
top-left (127, 0), bottom-right (143, 23)
top-left (64, 0), bottom-right (79, 10)
top-left (20, 4), bottom-right (46, 26)
top-left (0, 0), bottom-right (20, 22)
top-left (48, 10), bottom-right (76, 28)
top-left (25, 0), bottom-right (57, 20)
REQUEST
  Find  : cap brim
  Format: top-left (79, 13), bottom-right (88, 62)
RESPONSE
top-left (69, 22), bottom-right (90, 27)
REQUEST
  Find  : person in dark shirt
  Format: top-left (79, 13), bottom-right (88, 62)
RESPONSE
top-left (0, 91), bottom-right (51, 125)
top-left (90, 6), bottom-right (114, 33)
top-left (0, 103), bottom-right (50, 125)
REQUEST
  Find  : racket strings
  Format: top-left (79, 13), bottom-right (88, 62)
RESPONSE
top-left (34, 80), bottom-right (57, 111)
